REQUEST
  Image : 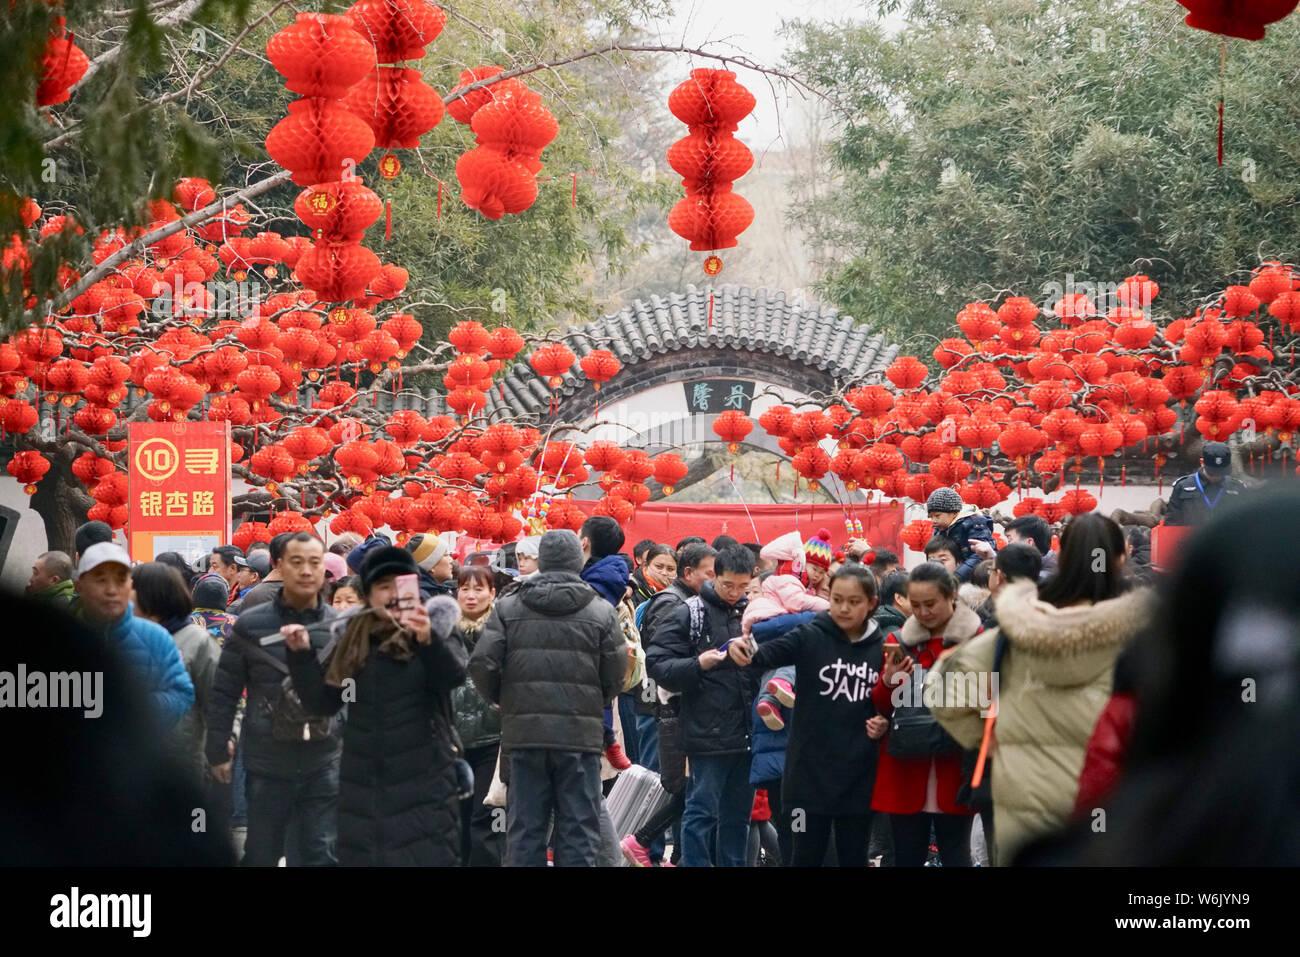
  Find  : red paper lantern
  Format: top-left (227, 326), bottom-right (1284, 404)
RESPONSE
top-left (294, 181), bottom-right (383, 243)
top-left (456, 148), bottom-right (538, 220)
top-left (267, 13), bottom-right (376, 98)
top-left (343, 66), bottom-right (445, 148)
top-left (668, 190), bottom-right (755, 252)
top-left (1176, 0), bottom-right (1298, 40)
top-left (712, 410), bottom-right (754, 454)
top-left (7, 450), bottom-right (49, 494)
top-left (1058, 489), bottom-right (1098, 516)
top-left (37, 19), bottom-right (90, 107)
top-left (529, 343), bottom-right (576, 388)
top-left (668, 69), bottom-right (757, 132)
top-left (885, 356), bottom-right (928, 392)
top-left (652, 453), bottom-right (689, 495)
top-left (449, 321), bottom-right (491, 355)
top-left (471, 88), bottom-right (559, 172)
top-left (579, 349), bottom-right (621, 390)
top-left (265, 99), bottom-right (376, 188)
top-left (293, 241), bottom-right (382, 302)
top-left (446, 66), bottom-right (524, 124)
top-left (346, 0), bottom-right (447, 63)
top-left (488, 327), bottom-right (525, 363)
top-left (1248, 263), bottom-right (1295, 304)
top-left (666, 132), bottom-right (754, 192)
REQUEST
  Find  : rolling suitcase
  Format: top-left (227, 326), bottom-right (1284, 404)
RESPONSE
top-left (606, 764), bottom-right (669, 860)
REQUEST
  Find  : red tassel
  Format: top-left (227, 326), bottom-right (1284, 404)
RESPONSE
top-left (572, 172), bottom-right (578, 207)
top-left (436, 180), bottom-right (443, 219)
top-left (1121, 465), bottom-right (1126, 487)
top-left (708, 289), bottom-right (714, 330)
top-left (1217, 99), bottom-right (1224, 166)
top-left (1217, 41), bottom-right (1226, 167)
top-left (385, 198), bottom-right (393, 241)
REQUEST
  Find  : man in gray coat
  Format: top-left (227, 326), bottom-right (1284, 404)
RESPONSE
top-left (470, 529), bottom-right (626, 866)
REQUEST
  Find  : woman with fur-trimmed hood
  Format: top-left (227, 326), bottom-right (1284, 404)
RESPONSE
top-left (927, 513), bottom-right (1155, 866)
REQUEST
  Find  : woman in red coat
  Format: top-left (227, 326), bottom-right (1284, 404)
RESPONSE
top-left (871, 562), bottom-right (982, 866)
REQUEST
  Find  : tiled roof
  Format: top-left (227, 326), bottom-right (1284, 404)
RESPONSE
top-left (485, 284), bottom-right (900, 418)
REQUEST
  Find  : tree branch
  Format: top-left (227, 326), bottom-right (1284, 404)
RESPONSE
top-left (45, 0), bottom-right (294, 151)
top-left (73, 0), bottom-right (207, 92)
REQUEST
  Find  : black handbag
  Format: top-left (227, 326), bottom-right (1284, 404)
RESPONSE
top-left (885, 642), bottom-right (963, 759)
top-left (237, 633), bottom-right (338, 744)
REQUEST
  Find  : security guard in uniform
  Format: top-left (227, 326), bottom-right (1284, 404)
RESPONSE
top-left (1163, 441), bottom-right (1247, 526)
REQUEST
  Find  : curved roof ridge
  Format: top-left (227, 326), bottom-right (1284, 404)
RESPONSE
top-left (482, 286), bottom-right (898, 418)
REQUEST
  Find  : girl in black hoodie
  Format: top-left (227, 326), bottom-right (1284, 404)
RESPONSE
top-left (729, 565), bottom-right (887, 866)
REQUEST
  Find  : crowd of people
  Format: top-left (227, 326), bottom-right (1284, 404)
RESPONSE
top-left (14, 456), bottom-right (1298, 867)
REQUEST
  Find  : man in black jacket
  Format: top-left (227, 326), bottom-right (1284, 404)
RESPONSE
top-left (205, 532), bottom-right (340, 866)
top-left (645, 544), bottom-right (757, 867)
top-left (470, 529), bottom-right (626, 867)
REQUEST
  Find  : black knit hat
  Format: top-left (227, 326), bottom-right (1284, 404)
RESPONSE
top-left (359, 545), bottom-right (420, 594)
top-left (926, 487), bottom-right (964, 515)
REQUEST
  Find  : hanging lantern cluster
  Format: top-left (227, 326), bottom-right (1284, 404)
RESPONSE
top-left (451, 66), bottom-right (558, 220)
top-left (265, 13), bottom-right (382, 303)
top-left (341, 0), bottom-right (448, 239)
top-left (667, 69), bottom-right (757, 277)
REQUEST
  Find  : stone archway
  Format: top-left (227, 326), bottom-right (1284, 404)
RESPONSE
top-left (485, 284), bottom-right (902, 501)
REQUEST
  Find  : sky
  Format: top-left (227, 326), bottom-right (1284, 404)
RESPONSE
top-left (644, 0), bottom-right (901, 149)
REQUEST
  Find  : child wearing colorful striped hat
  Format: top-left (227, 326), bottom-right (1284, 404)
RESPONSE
top-left (803, 528), bottom-right (834, 598)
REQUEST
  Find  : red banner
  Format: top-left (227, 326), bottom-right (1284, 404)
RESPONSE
top-left (566, 500), bottom-right (906, 555)
top-left (128, 421), bottom-right (232, 562)
top-left (456, 499), bottom-right (906, 558)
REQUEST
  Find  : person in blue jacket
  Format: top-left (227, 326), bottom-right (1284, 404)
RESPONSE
top-left (579, 515), bottom-right (635, 769)
top-left (926, 487), bottom-right (996, 582)
top-left (75, 542), bottom-right (194, 728)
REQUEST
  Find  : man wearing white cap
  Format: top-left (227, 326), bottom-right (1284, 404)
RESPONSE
top-left (75, 542), bottom-right (194, 729)
top-left (405, 532), bottom-right (456, 600)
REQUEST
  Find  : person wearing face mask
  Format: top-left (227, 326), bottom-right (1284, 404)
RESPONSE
top-left (728, 565), bottom-right (888, 866)
top-left (872, 562), bottom-right (983, 867)
top-left (629, 544), bottom-right (676, 606)
top-left (450, 565), bottom-right (503, 867)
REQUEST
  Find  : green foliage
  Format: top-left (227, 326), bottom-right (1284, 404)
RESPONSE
top-left (1, 0), bottom-right (673, 338)
top-left (786, 0), bottom-right (1300, 343)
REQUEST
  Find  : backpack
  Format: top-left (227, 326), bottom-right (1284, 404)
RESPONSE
top-left (616, 599), bottom-right (646, 693)
top-left (884, 638), bottom-right (963, 760)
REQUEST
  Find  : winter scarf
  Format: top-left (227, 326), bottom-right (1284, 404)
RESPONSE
top-left (897, 601), bottom-right (983, 648)
top-left (325, 606), bottom-right (424, 688)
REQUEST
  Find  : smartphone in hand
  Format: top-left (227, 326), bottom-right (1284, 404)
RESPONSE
top-left (394, 573), bottom-right (421, 614)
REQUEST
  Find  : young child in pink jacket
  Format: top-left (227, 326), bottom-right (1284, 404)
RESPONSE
top-left (742, 573), bottom-right (830, 636)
